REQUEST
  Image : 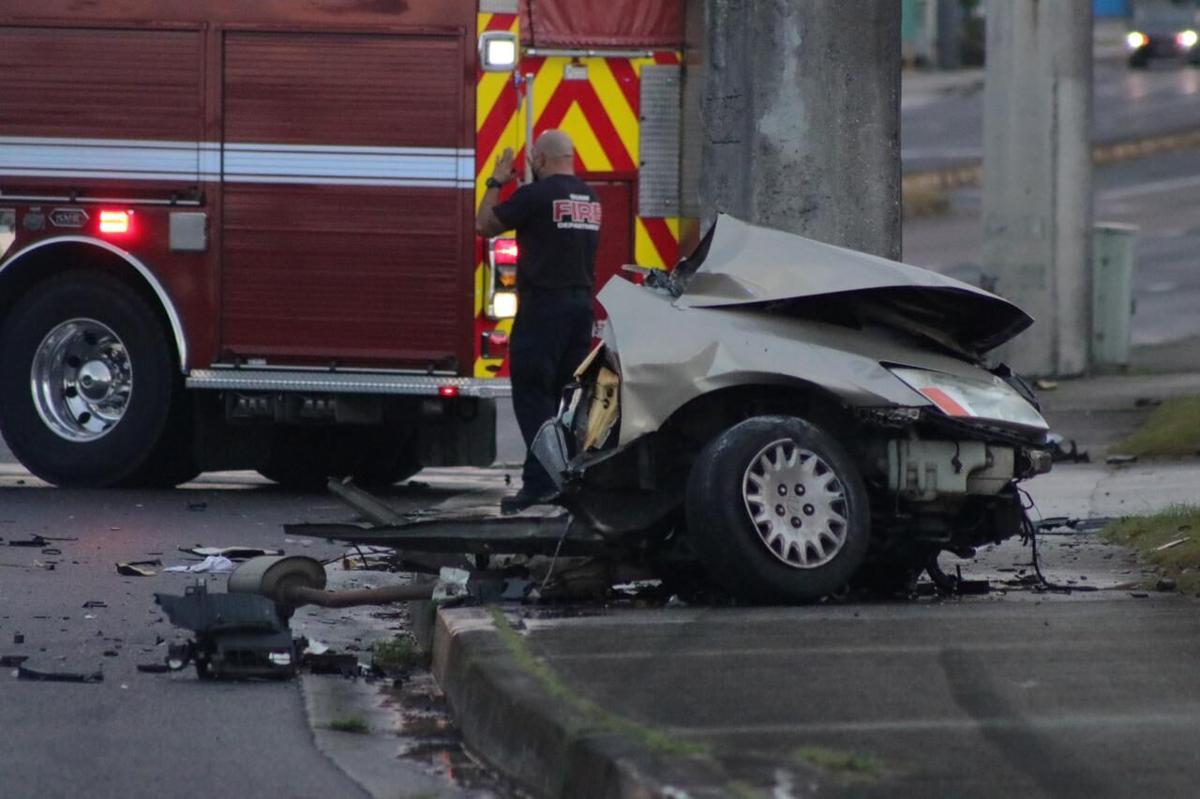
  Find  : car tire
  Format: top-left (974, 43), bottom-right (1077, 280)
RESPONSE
top-left (0, 272), bottom-right (177, 487)
top-left (685, 415), bottom-right (870, 604)
top-left (1128, 52), bottom-right (1150, 68)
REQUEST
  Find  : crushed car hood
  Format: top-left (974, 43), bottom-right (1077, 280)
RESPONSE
top-left (675, 215), bottom-right (1033, 353)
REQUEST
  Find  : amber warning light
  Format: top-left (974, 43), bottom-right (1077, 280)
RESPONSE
top-left (99, 210), bottom-right (132, 235)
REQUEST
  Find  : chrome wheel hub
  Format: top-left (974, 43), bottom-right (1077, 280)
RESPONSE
top-left (32, 319), bottom-right (132, 441)
top-left (742, 438), bottom-right (849, 569)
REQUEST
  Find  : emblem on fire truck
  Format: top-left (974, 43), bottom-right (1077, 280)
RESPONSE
top-left (49, 208), bottom-right (89, 229)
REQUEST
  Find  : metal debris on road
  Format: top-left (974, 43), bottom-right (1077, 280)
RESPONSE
top-left (0, 655), bottom-right (29, 667)
top-left (8, 535), bottom-right (47, 548)
top-left (179, 546), bottom-right (283, 561)
top-left (1106, 454), bottom-right (1139, 465)
top-left (82, 600), bottom-right (107, 609)
top-left (17, 664), bottom-right (103, 683)
top-left (1154, 537), bottom-right (1191, 552)
top-left (116, 560), bottom-right (160, 577)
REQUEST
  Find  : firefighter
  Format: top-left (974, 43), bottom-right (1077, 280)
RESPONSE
top-left (476, 130), bottom-right (601, 513)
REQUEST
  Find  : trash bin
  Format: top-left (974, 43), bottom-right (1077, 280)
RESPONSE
top-left (1091, 222), bottom-right (1138, 369)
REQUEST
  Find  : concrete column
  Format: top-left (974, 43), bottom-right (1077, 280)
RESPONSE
top-left (682, 0), bottom-right (902, 260)
top-left (982, 0), bottom-right (1093, 377)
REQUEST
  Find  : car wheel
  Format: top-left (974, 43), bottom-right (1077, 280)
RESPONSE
top-left (685, 415), bottom-right (870, 603)
top-left (0, 272), bottom-right (177, 487)
top-left (1128, 52), bottom-right (1150, 68)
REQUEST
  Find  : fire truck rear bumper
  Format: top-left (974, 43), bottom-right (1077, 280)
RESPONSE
top-left (186, 368), bottom-right (511, 399)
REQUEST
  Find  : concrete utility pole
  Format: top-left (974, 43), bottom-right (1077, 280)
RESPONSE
top-left (681, 0), bottom-right (902, 260)
top-left (982, 0), bottom-right (1094, 377)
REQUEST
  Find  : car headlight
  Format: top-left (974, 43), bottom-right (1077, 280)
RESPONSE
top-left (889, 367), bottom-right (1048, 431)
top-left (1127, 30), bottom-right (1149, 49)
top-left (0, 209), bottom-right (15, 261)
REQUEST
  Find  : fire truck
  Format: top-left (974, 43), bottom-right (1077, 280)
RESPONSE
top-left (0, 0), bottom-right (683, 487)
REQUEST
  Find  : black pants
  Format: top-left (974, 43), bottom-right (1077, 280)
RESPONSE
top-left (509, 287), bottom-right (594, 494)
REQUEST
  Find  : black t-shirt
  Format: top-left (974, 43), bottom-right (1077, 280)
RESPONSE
top-left (492, 174), bottom-right (600, 291)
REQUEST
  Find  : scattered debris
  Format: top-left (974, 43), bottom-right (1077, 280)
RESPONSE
top-left (8, 535), bottom-right (47, 548)
top-left (40, 547), bottom-right (62, 556)
top-left (179, 546), bottom-right (282, 561)
top-left (155, 580), bottom-right (302, 680)
top-left (1133, 397), bottom-right (1162, 409)
top-left (1156, 577), bottom-right (1178, 592)
top-left (164, 555), bottom-right (236, 574)
top-left (117, 560), bottom-right (159, 577)
top-left (13, 633), bottom-right (24, 644)
top-left (82, 600), bottom-right (108, 609)
top-left (1154, 537), bottom-right (1191, 552)
top-left (136, 663), bottom-right (172, 674)
top-left (0, 655), bottom-right (29, 667)
top-left (1034, 379), bottom-right (1058, 391)
top-left (1130, 591), bottom-right (1151, 598)
top-left (17, 664), bottom-right (103, 683)
top-left (305, 652), bottom-right (361, 677)
top-left (1046, 433), bottom-right (1089, 464)
top-left (1106, 454), bottom-right (1138, 466)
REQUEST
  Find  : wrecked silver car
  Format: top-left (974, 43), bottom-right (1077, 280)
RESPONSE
top-left (533, 215), bottom-right (1051, 603)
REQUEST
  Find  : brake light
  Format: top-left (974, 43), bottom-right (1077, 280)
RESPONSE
top-left (99, 210), bottom-right (132, 235)
top-left (493, 238), bottom-right (518, 265)
top-left (438, 385), bottom-right (460, 398)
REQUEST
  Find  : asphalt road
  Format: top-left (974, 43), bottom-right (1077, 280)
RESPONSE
top-left (904, 146), bottom-right (1200, 353)
top-left (0, 477), bottom-right (372, 799)
top-left (902, 59), bottom-right (1200, 173)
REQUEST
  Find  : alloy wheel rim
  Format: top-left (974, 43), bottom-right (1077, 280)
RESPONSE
top-left (31, 318), bottom-right (132, 442)
top-left (742, 438), bottom-right (849, 569)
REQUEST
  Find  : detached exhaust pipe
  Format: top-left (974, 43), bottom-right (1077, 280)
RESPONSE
top-left (228, 555), bottom-right (435, 608)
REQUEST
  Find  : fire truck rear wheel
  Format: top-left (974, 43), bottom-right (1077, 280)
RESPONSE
top-left (0, 272), bottom-right (178, 487)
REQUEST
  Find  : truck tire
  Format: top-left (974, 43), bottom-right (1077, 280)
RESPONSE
top-left (684, 415), bottom-right (870, 604)
top-left (0, 272), bottom-right (178, 487)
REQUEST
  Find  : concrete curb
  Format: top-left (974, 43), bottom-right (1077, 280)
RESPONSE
top-left (902, 127), bottom-right (1200, 196)
top-left (430, 607), bottom-right (729, 799)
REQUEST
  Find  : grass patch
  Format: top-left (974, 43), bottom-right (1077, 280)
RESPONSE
top-left (794, 745), bottom-right (889, 782)
top-left (902, 185), bottom-right (951, 219)
top-left (1103, 506), bottom-right (1200, 594)
top-left (372, 635), bottom-right (423, 674)
top-left (1109, 396), bottom-right (1200, 459)
top-left (487, 607), bottom-right (710, 760)
top-left (327, 716), bottom-right (369, 734)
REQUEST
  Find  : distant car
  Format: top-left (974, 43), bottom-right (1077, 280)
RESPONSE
top-left (1126, 0), bottom-right (1200, 67)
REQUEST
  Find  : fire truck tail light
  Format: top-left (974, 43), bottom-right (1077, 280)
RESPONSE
top-left (493, 238), bottom-right (518, 265)
top-left (492, 291), bottom-right (518, 319)
top-left (99, 210), bottom-right (132, 235)
top-left (438, 385), bottom-right (460, 398)
top-left (479, 31), bottom-right (518, 71)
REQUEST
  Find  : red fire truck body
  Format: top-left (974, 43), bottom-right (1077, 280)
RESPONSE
top-left (0, 0), bottom-right (683, 487)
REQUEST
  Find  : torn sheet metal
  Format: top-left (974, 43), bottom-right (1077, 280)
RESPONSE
top-left (286, 510), bottom-right (604, 557)
top-left (674, 215), bottom-right (1032, 351)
